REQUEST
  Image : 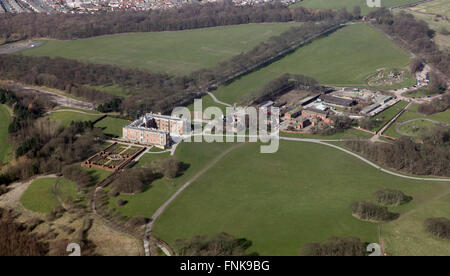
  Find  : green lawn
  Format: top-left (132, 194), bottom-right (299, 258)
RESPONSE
top-left (210, 24), bottom-right (412, 105)
top-left (383, 103), bottom-right (450, 138)
top-left (383, 193), bottom-right (450, 256)
top-left (292, 0), bottom-right (422, 15)
top-left (48, 111), bottom-right (104, 126)
top-left (0, 105), bottom-right (12, 164)
top-left (19, 23), bottom-right (302, 76)
top-left (109, 142), bottom-right (235, 219)
top-left (21, 178), bottom-right (61, 213)
top-left (397, 119), bottom-right (443, 137)
top-left (94, 116), bottom-right (130, 137)
top-left (151, 141), bottom-right (449, 255)
top-left (135, 152), bottom-right (171, 168)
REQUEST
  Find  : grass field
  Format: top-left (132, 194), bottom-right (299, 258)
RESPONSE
top-left (109, 142), bottom-right (235, 219)
top-left (19, 23), bottom-right (302, 76)
top-left (135, 152), bottom-right (171, 168)
top-left (384, 103), bottom-right (450, 138)
top-left (0, 105), bottom-right (12, 164)
top-left (397, 119), bottom-right (442, 137)
top-left (292, 0), bottom-right (423, 15)
top-left (209, 24), bottom-right (412, 105)
top-left (48, 111), bottom-right (104, 126)
top-left (21, 178), bottom-right (61, 213)
top-left (94, 116), bottom-right (130, 137)
top-left (382, 193), bottom-right (450, 256)
top-left (151, 141), bottom-right (449, 255)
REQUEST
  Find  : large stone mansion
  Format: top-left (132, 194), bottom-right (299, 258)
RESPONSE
top-left (122, 113), bottom-right (187, 148)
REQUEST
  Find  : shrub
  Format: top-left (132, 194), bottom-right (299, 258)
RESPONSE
top-left (425, 217), bottom-right (450, 240)
top-left (151, 157), bottom-right (182, 179)
top-left (126, 216), bottom-right (148, 227)
top-left (299, 237), bottom-right (368, 256)
top-left (350, 201), bottom-right (399, 222)
top-left (174, 233), bottom-right (252, 256)
top-left (0, 185), bottom-right (8, 196)
top-left (116, 199), bottom-right (128, 207)
top-left (111, 167), bottom-right (155, 194)
top-left (373, 189), bottom-right (412, 206)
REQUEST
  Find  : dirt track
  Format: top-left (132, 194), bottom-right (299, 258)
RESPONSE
top-left (0, 40), bottom-right (41, 54)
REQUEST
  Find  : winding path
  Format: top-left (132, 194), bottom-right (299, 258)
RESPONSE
top-left (46, 109), bottom-right (103, 116)
top-left (395, 118), bottom-right (449, 137)
top-left (207, 92), bottom-right (231, 107)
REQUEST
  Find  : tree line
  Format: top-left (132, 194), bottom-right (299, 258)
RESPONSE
top-left (0, 1), bottom-right (360, 43)
top-left (344, 132), bottom-right (450, 177)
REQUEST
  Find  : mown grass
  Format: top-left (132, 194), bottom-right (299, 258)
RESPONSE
top-left (151, 141), bottom-right (449, 255)
top-left (20, 22), bottom-right (302, 76)
top-left (48, 111), bottom-right (104, 126)
top-left (21, 178), bottom-right (61, 213)
top-left (94, 116), bottom-right (130, 137)
top-left (210, 24), bottom-right (412, 105)
top-left (383, 193), bottom-right (450, 256)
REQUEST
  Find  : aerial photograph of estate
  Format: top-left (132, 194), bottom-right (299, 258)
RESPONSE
top-left (0, 0), bottom-right (449, 262)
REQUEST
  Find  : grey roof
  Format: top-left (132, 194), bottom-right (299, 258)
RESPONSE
top-left (319, 95), bottom-right (354, 107)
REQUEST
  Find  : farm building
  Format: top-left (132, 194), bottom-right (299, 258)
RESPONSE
top-left (319, 94), bottom-right (355, 107)
top-left (302, 107), bottom-right (333, 124)
top-left (293, 117), bottom-right (312, 129)
top-left (361, 103), bottom-right (381, 115)
top-left (258, 101), bottom-right (274, 114)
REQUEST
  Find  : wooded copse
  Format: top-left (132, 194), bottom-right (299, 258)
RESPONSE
top-left (344, 134), bottom-right (450, 177)
top-left (0, 2), bottom-right (359, 43)
top-left (299, 237), bottom-right (368, 256)
top-left (0, 89), bottom-right (105, 186)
